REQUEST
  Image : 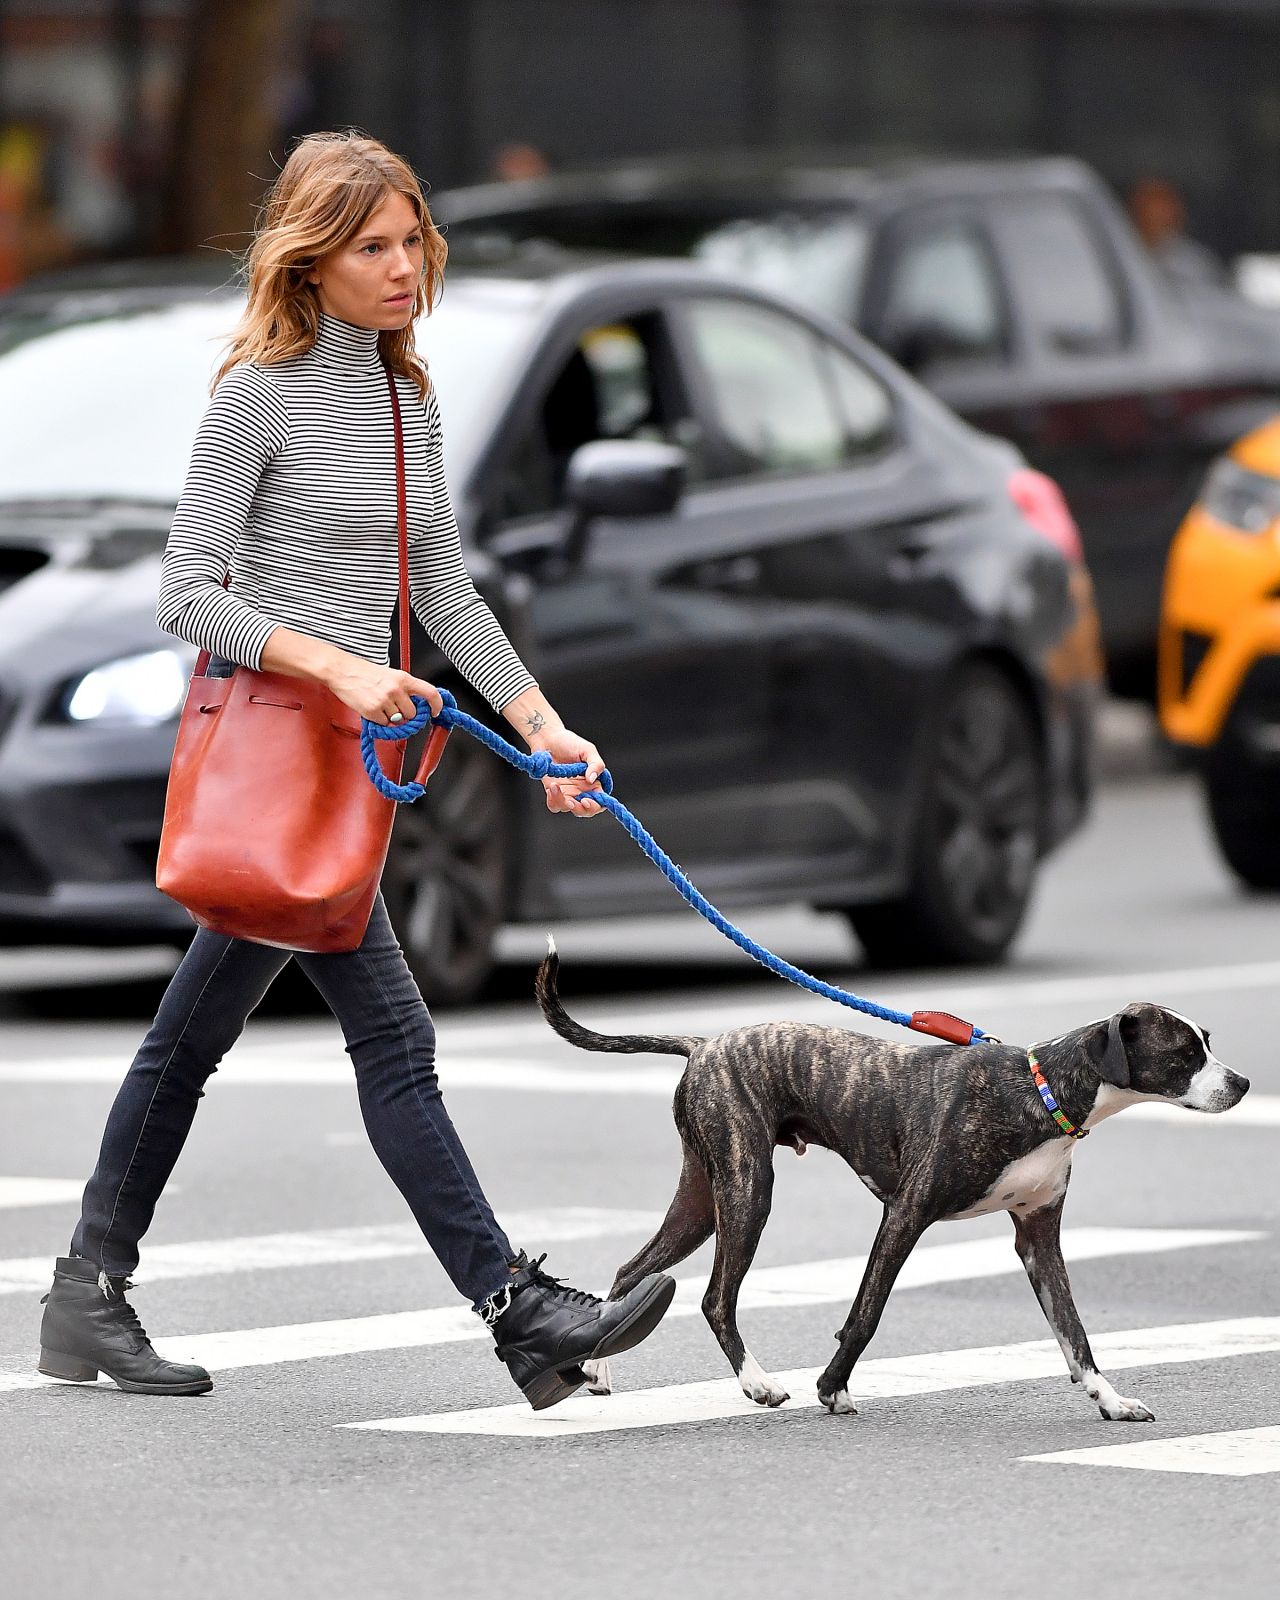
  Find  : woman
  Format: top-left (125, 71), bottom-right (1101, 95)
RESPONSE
top-left (36, 129), bottom-right (675, 1414)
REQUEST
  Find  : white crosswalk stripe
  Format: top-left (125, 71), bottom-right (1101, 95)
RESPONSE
top-left (0, 1207), bottom-right (660, 1296)
top-left (1023, 1425), bottom-right (1280, 1476)
top-left (341, 1318), bottom-right (1280, 1439)
top-left (3, 1046), bottom-right (1280, 1124)
top-left (1, 1226), bottom-right (1255, 1396)
top-left (0, 1179), bottom-right (94, 1210)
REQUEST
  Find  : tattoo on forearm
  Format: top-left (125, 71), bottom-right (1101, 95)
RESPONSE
top-left (523, 711), bottom-right (547, 736)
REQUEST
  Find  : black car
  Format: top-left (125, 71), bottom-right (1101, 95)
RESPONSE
top-left (0, 252), bottom-right (1100, 1002)
top-left (435, 152), bottom-right (1280, 695)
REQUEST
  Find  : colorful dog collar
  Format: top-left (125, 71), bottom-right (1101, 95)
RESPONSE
top-left (1027, 1049), bottom-right (1089, 1140)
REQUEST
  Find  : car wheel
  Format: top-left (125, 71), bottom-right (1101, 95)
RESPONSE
top-left (846, 663), bottom-right (1043, 967)
top-left (1203, 738), bottom-right (1280, 889)
top-left (379, 724), bottom-right (513, 1007)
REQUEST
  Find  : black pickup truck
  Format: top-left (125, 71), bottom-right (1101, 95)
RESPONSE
top-left (436, 154), bottom-right (1280, 695)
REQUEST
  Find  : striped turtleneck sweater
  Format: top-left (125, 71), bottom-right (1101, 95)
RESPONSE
top-left (155, 307), bottom-right (537, 713)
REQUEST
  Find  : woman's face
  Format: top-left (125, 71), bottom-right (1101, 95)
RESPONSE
top-left (305, 188), bottom-right (424, 331)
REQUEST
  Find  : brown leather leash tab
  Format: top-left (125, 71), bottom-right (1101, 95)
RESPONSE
top-left (909, 1010), bottom-right (979, 1046)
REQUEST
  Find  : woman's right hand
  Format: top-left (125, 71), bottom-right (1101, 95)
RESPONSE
top-left (325, 654), bottom-right (444, 726)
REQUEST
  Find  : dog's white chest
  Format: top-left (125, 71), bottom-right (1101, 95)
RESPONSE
top-left (947, 1139), bottom-right (1075, 1220)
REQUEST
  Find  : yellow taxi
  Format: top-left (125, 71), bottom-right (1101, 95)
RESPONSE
top-left (1159, 416), bottom-right (1280, 886)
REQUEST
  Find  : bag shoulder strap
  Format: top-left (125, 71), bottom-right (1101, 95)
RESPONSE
top-left (192, 361), bottom-right (410, 677)
top-left (383, 361), bottom-right (411, 674)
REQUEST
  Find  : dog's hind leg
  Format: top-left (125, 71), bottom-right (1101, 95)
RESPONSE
top-left (581, 1145), bottom-right (715, 1396)
top-left (817, 1201), bottom-right (929, 1416)
top-left (1011, 1195), bottom-right (1155, 1422)
top-left (608, 1144), bottom-right (715, 1298)
top-left (700, 1151), bottom-right (789, 1408)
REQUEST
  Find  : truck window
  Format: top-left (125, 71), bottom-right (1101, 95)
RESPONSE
top-left (990, 194), bottom-right (1128, 358)
top-left (878, 223), bottom-right (1008, 369)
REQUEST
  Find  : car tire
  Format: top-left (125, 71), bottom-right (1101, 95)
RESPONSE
top-left (1203, 738), bottom-right (1280, 890)
top-left (379, 714), bottom-right (514, 1007)
top-left (845, 662), bottom-right (1043, 968)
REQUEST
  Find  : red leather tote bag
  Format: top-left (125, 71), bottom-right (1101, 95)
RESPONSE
top-left (155, 362), bottom-right (443, 952)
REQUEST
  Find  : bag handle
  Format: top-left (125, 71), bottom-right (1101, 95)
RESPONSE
top-left (192, 359), bottom-right (411, 676)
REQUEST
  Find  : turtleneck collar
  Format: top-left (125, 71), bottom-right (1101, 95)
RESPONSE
top-left (311, 308), bottom-right (383, 370)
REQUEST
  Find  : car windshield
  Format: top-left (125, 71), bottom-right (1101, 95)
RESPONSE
top-left (455, 204), bottom-right (871, 323)
top-left (0, 282), bottom-right (540, 502)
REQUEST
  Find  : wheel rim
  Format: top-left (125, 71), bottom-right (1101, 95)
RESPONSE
top-left (380, 733), bottom-right (509, 999)
top-left (931, 677), bottom-right (1040, 943)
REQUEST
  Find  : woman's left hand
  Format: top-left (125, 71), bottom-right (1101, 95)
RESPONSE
top-left (531, 728), bottom-right (607, 817)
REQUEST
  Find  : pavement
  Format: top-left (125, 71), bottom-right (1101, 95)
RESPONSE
top-left (0, 710), bottom-right (1277, 1600)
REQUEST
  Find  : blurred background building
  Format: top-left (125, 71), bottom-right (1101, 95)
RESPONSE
top-left (2, 0), bottom-right (1280, 289)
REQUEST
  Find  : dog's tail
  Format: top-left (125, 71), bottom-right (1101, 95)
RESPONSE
top-left (535, 937), bottom-right (702, 1058)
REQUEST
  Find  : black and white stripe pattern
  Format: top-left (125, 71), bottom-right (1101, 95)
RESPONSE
top-left (155, 308), bottom-right (536, 712)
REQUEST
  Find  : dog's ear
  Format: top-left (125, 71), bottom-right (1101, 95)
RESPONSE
top-left (1089, 1014), bottom-right (1132, 1088)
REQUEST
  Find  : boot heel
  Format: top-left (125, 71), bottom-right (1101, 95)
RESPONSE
top-left (39, 1348), bottom-right (98, 1383)
top-left (521, 1363), bottom-right (588, 1412)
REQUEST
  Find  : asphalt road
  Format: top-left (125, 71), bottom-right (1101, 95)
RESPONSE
top-left (1, 764), bottom-right (1278, 1600)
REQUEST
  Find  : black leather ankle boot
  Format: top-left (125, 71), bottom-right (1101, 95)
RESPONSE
top-left (483, 1250), bottom-right (675, 1411)
top-left (38, 1257), bottom-right (213, 1395)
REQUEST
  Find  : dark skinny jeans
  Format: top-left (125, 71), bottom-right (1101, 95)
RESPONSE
top-left (70, 887), bottom-right (518, 1313)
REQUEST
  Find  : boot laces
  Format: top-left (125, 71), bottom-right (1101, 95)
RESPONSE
top-left (98, 1271), bottom-right (150, 1345)
top-left (525, 1253), bottom-right (602, 1310)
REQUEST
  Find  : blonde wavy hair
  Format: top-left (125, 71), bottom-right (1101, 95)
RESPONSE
top-left (211, 129), bottom-right (446, 402)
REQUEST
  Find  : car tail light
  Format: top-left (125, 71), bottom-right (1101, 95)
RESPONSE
top-left (1007, 468), bottom-right (1085, 563)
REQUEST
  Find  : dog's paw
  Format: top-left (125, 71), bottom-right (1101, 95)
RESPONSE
top-left (819, 1388), bottom-right (858, 1416)
top-left (737, 1352), bottom-right (789, 1407)
top-left (741, 1378), bottom-right (790, 1408)
top-left (1098, 1393), bottom-right (1155, 1422)
top-left (582, 1357), bottom-right (613, 1396)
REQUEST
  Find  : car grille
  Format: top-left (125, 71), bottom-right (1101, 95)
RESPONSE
top-left (1235, 654), bottom-right (1280, 717)
top-left (1179, 629), bottom-right (1214, 698)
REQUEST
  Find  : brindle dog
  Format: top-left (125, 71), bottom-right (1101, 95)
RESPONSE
top-left (535, 947), bottom-right (1249, 1419)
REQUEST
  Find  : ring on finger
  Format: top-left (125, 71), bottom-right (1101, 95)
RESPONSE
top-left (388, 710), bottom-right (404, 723)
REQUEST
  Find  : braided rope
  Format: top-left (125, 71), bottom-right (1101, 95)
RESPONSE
top-left (361, 690), bottom-right (990, 1041)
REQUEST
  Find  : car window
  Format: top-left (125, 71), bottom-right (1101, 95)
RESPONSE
top-left (683, 297), bottom-right (850, 477)
top-left (492, 313), bottom-right (700, 523)
top-left (823, 342), bottom-right (895, 458)
top-left (879, 223), bottom-right (1008, 367)
top-left (989, 194), bottom-right (1128, 357)
top-left (691, 212), bottom-right (871, 324)
top-left (0, 286), bottom-right (540, 500)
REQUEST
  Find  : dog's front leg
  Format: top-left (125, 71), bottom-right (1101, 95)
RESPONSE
top-left (817, 1202), bottom-right (928, 1416)
top-left (1011, 1195), bottom-right (1155, 1422)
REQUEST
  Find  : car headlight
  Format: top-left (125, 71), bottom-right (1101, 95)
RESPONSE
top-left (57, 647), bottom-right (196, 727)
top-left (1200, 457), bottom-right (1280, 535)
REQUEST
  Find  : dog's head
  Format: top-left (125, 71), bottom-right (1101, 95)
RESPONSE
top-left (1078, 1002), bottom-right (1249, 1113)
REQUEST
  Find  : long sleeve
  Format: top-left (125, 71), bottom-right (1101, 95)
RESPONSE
top-left (409, 383), bottom-right (537, 712)
top-left (156, 362), bottom-right (290, 669)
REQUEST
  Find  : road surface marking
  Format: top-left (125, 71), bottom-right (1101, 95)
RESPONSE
top-left (430, 955), bottom-right (1280, 1047)
top-left (3, 1045), bottom-right (1279, 1124)
top-left (0, 1206), bottom-right (661, 1296)
top-left (0, 1227), bottom-right (1255, 1394)
top-left (0, 1179), bottom-right (89, 1210)
top-left (1023, 1425), bottom-right (1280, 1476)
top-left (339, 1317), bottom-right (1280, 1438)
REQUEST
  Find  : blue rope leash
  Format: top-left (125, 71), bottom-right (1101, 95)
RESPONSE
top-left (361, 689), bottom-right (991, 1044)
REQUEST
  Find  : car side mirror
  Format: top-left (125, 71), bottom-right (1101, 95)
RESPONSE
top-left (561, 439), bottom-right (687, 566)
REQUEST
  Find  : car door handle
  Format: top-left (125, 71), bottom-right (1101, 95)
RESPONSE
top-left (688, 554), bottom-right (762, 592)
